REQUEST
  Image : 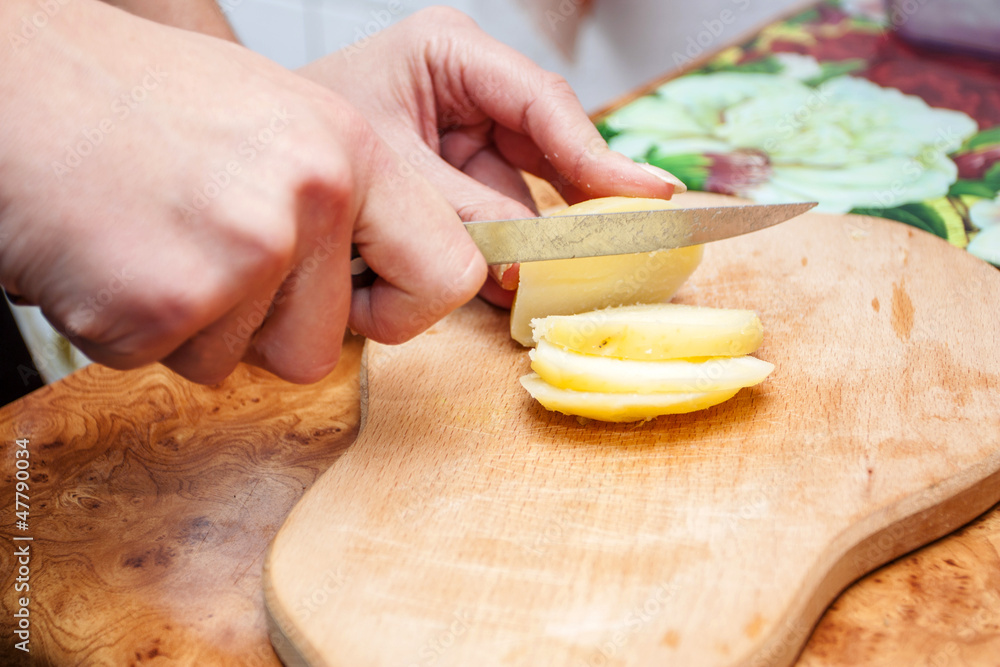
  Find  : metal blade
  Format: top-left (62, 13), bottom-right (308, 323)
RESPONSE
top-left (464, 202), bottom-right (817, 264)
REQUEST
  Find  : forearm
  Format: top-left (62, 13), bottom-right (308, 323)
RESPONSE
top-left (99, 0), bottom-right (238, 41)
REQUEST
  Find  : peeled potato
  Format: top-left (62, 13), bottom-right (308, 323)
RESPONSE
top-left (530, 339), bottom-right (774, 393)
top-left (509, 197), bottom-right (703, 346)
top-left (512, 196), bottom-right (772, 423)
top-left (530, 303), bottom-right (763, 360)
top-left (520, 374), bottom-right (739, 422)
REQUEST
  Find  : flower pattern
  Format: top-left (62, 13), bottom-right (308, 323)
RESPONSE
top-left (597, 0), bottom-right (1000, 265)
top-left (604, 67), bottom-right (977, 215)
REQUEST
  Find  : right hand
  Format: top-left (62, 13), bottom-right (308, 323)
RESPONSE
top-left (0, 0), bottom-right (485, 384)
top-left (298, 7), bottom-right (686, 309)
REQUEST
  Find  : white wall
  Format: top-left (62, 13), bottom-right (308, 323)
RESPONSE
top-left (225, 0), bottom-right (807, 112)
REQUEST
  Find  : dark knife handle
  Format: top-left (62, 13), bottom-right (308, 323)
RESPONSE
top-left (350, 244), bottom-right (377, 289)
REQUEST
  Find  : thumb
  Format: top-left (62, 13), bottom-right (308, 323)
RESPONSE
top-left (347, 142), bottom-right (487, 344)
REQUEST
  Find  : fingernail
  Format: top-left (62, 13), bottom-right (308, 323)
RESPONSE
top-left (640, 163), bottom-right (687, 193)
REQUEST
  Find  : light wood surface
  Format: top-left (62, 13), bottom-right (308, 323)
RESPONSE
top-left (264, 193), bottom-right (1000, 667)
top-left (2, 196), bottom-right (999, 666)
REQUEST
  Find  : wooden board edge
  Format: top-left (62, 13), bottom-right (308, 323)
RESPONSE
top-left (357, 340), bottom-right (372, 433)
top-left (757, 464), bottom-right (1000, 667)
top-left (262, 344), bottom-right (372, 667)
top-left (263, 542), bottom-right (331, 667)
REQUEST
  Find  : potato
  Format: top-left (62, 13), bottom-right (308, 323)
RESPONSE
top-left (513, 196), bottom-right (772, 423)
top-left (529, 339), bottom-right (774, 394)
top-left (520, 374), bottom-right (740, 422)
top-left (530, 303), bottom-right (763, 360)
top-left (509, 197), bottom-right (703, 346)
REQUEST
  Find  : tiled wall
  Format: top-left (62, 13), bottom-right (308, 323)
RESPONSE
top-left (226, 0), bottom-right (805, 112)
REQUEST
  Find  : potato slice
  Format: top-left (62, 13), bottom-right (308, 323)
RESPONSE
top-left (520, 373), bottom-right (740, 422)
top-left (531, 303), bottom-right (763, 360)
top-left (530, 339), bottom-right (774, 393)
top-left (509, 197), bottom-right (703, 346)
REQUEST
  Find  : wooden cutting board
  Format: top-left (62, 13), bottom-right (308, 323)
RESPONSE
top-left (263, 193), bottom-right (1000, 667)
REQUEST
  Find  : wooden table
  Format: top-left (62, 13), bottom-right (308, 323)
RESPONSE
top-left (4, 1), bottom-right (1000, 663)
top-left (2, 332), bottom-right (999, 666)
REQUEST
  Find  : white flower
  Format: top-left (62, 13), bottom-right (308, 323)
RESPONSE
top-left (772, 53), bottom-right (823, 81)
top-left (605, 72), bottom-right (978, 214)
top-left (968, 194), bottom-right (1000, 266)
top-left (970, 195), bottom-right (1000, 229)
top-left (841, 0), bottom-right (886, 22)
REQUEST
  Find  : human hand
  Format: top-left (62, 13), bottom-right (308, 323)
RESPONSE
top-left (0, 0), bottom-right (485, 384)
top-left (297, 7), bottom-right (686, 308)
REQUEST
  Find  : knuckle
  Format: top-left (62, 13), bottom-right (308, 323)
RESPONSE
top-left (414, 6), bottom-right (477, 29)
top-left (308, 154), bottom-right (356, 205)
top-left (58, 279), bottom-right (198, 361)
top-left (455, 198), bottom-right (534, 224)
top-left (539, 71), bottom-right (575, 98)
top-left (127, 283), bottom-right (206, 344)
top-left (292, 156), bottom-right (357, 246)
top-left (216, 208), bottom-right (298, 279)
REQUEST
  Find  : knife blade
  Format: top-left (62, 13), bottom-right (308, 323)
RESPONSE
top-left (464, 202), bottom-right (817, 265)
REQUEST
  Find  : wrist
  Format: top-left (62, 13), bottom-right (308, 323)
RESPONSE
top-left (97, 0), bottom-right (238, 41)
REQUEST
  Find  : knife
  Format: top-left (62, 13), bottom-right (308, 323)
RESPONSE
top-left (350, 201), bottom-right (817, 281)
top-left (464, 202), bottom-right (817, 265)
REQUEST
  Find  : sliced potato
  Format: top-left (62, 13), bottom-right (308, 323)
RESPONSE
top-left (530, 303), bottom-right (763, 360)
top-left (509, 197), bottom-right (703, 346)
top-left (520, 373), bottom-right (740, 422)
top-left (529, 339), bottom-right (774, 394)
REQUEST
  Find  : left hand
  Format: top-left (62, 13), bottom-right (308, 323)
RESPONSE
top-left (298, 7), bottom-right (685, 308)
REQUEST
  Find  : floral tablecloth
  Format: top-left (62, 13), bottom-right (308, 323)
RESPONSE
top-left (597, 0), bottom-right (1000, 266)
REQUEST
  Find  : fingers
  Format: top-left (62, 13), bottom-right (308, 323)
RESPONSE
top-left (347, 137), bottom-right (486, 344)
top-left (245, 181), bottom-right (354, 384)
top-left (445, 141), bottom-right (529, 302)
top-left (159, 287), bottom-right (276, 384)
top-left (439, 126), bottom-right (538, 216)
top-left (492, 125), bottom-right (687, 205)
top-left (60, 256), bottom-right (262, 374)
top-left (418, 12), bottom-right (685, 200)
top-left (438, 125), bottom-right (538, 305)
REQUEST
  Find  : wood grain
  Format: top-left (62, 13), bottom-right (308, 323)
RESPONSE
top-left (264, 194), bottom-right (1000, 667)
top-left (799, 506), bottom-right (1000, 666)
top-left (0, 334), bottom-right (363, 666)
top-left (2, 197), bottom-right (999, 665)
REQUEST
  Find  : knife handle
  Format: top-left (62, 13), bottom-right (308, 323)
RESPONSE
top-left (350, 244), bottom-right (377, 289)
